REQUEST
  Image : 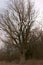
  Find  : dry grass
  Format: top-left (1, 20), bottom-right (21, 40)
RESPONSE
top-left (25, 59), bottom-right (43, 65)
top-left (0, 59), bottom-right (43, 65)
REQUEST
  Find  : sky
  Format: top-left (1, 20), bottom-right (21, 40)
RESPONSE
top-left (35, 0), bottom-right (43, 12)
top-left (0, 0), bottom-right (43, 48)
top-left (0, 0), bottom-right (9, 48)
top-left (0, 0), bottom-right (43, 21)
top-left (33, 0), bottom-right (43, 29)
top-left (0, 0), bottom-right (9, 9)
top-left (0, 0), bottom-right (43, 17)
top-left (31, 0), bottom-right (43, 14)
top-left (0, 0), bottom-right (43, 12)
top-left (34, 0), bottom-right (43, 20)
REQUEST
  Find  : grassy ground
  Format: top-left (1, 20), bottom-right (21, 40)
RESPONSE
top-left (0, 59), bottom-right (43, 65)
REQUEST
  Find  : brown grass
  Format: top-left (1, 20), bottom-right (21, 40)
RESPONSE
top-left (0, 59), bottom-right (43, 65)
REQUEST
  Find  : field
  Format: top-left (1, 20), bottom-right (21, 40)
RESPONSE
top-left (0, 60), bottom-right (43, 65)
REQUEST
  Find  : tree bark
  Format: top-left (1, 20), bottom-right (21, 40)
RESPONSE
top-left (20, 53), bottom-right (25, 64)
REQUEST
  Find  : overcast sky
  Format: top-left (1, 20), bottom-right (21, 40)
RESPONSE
top-left (0, 0), bottom-right (43, 15)
top-left (32, 0), bottom-right (43, 29)
top-left (0, 0), bottom-right (43, 19)
top-left (0, 0), bottom-right (9, 9)
top-left (35, 0), bottom-right (43, 12)
top-left (0, 0), bottom-right (43, 11)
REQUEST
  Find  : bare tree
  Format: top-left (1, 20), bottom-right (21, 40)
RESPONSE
top-left (0, 0), bottom-right (39, 63)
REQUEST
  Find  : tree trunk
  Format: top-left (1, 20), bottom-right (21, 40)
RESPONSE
top-left (20, 53), bottom-right (25, 64)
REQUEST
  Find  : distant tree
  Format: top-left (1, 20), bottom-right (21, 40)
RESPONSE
top-left (25, 28), bottom-right (42, 59)
top-left (0, 0), bottom-right (39, 63)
